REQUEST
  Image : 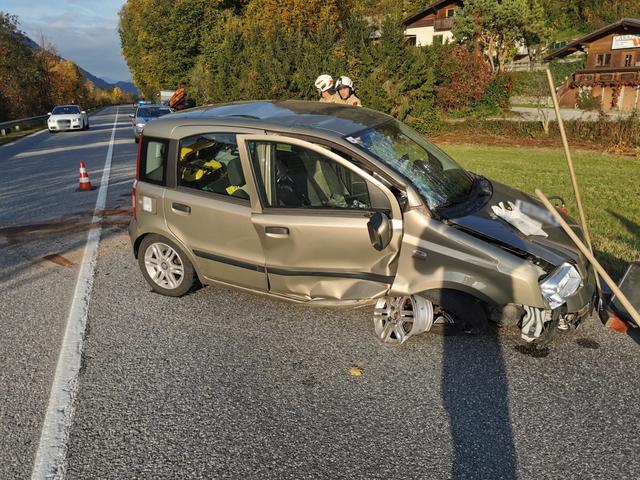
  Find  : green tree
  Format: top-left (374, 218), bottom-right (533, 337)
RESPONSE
top-left (453, 0), bottom-right (546, 72)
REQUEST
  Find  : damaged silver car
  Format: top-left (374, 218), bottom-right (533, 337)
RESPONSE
top-left (129, 101), bottom-right (598, 345)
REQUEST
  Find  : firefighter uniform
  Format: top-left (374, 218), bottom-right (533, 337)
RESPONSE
top-left (319, 93), bottom-right (340, 103)
top-left (336, 94), bottom-right (362, 107)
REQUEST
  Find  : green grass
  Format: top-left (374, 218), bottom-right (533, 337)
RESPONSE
top-left (441, 144), bottom-right (640, 280)
top-left (0, 126), bottom-right (44, 145)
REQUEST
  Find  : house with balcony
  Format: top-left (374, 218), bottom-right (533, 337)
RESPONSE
top-left (403, 0), bottom-right (463, 46)
top-left (544, 18), bottom-right (640, 112)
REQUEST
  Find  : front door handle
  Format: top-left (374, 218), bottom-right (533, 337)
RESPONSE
top-left (172, 202), bottom-right (191, 214)
top-left (265, 226), bottom-right (289, 237)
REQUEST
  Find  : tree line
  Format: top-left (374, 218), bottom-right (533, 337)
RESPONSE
top-left (118, 0), bottom-right (639, 134)
top-left (0, 13), bottom-right (134, 122)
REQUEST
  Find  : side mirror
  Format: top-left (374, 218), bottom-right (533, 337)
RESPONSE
top-left (129, 114), bottom-right (134, 118)
top-left (367, 212), bottom-right (392, 251)
top-left (47, 112), bottom-right (51, 116)
top-left (81, 110), bottom-right (86, 114)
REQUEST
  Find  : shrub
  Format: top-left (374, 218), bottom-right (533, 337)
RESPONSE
top-left (576, 87), bottom-right (599, 110)
top-left (435, 46), bottom-right (492, 111)
top-left (476, 74), bottom-right (513, 117)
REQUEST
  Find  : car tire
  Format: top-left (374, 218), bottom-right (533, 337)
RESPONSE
top-left (135, 137), bottom-right (139, 143)
top-left (84, 121), bottom-right (90, 130)
top-left (138, 234), bottom-right (196, 297)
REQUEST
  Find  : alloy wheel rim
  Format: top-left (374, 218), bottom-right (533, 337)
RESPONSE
top-left (144, 242), bottom-right (184, 290)
top-left (373, 295), bottom-right (434, 345)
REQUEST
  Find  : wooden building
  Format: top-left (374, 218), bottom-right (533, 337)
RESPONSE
top-left (545, 18), bottom-right (640, 112)
top-left (402, 0), bottom-right (463, 47)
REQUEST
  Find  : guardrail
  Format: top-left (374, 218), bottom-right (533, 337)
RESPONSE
top-left (0, 115), bottom-right (48, 136)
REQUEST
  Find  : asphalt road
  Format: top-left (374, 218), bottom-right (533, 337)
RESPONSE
top-left (1, 106), bottom-right (639, 479)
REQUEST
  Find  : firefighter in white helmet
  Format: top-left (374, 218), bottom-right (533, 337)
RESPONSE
top-left (314, 74), bottom-right (338, 103)
top-left (335, 76), bottom-right (362, 107)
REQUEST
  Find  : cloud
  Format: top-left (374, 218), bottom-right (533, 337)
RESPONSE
top-left (2, 0), bottom-right (132, 82)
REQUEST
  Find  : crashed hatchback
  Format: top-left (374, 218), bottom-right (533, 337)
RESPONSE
top-left (129, 101), bottom-right (597, 344)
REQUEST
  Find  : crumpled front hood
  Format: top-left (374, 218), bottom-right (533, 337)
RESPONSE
top-left (449, 180), bottom-right (584, 267)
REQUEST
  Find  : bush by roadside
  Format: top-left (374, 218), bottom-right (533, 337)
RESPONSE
top-left (433, 114), bottom-right (640, 155)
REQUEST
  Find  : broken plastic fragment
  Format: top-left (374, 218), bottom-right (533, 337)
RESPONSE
top-left (491, 201), bottom-right (548, 237)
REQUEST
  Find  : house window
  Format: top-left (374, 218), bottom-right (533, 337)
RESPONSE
top-left (404, 35), bottom-right (417, 46)
top-left (446, 8), bottom-right (455, 18)
top-left (433, 35), bottom-right (444, 45)
top-left (624, 54), bottom-right (633, 67)
top-left (596, 53), bottom-right (611, 67)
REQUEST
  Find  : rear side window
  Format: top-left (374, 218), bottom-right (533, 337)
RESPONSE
top-left (177, 133), bottom-right (249, 200)
top-left (140, 137), bottom-right (168, 185)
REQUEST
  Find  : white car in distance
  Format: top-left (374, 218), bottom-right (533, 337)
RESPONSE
top-left (47, 105), bottom-right (89, 132)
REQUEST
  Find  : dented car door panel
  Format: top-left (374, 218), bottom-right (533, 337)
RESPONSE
top-left (237, 134), bottom-right (403, 302)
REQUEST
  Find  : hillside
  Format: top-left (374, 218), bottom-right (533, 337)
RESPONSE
top-left (18, 30), bottom-right (138, 95)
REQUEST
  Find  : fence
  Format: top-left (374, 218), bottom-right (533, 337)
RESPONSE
top-left (504, 62), bottom-right (547, 72)
top-left (0, 115), bottom-right (48, 136)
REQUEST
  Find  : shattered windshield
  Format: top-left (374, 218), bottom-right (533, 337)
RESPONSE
top-left (347, 120), bottom-right (474, 211)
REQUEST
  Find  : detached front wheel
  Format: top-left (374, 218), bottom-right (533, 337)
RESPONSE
top-left (138, 235), bottom-right (195, 297)
top-left (373, 295), bottom-right (434, 345)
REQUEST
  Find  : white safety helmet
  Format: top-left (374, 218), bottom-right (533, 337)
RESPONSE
top-left (314, 74), bottom-right (334, 92)
top-left (336, 76), bottom-right (354, 90)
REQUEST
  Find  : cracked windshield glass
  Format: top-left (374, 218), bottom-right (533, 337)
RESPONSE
top-left (348, 120), bottom-right (474, 211)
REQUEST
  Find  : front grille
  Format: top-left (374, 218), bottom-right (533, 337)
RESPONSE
top-left (57, 120), bottom-right (71, 129)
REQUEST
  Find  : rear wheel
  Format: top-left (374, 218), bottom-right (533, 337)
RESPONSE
top-left (138, 235), bottom-right (195, 297)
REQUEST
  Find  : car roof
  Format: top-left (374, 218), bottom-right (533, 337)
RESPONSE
top-left (142, 100), bottom-right (393, 139)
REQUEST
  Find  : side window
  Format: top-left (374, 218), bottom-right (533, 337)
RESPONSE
top-left (140, 137), bottom-right (168, 185)
top-left (177, 133), bottom-right (249, 200)
top-left (247, 141), bottom-right (373, 210)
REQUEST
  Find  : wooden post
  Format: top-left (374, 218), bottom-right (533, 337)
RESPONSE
top-left (545, 66), bottom-right (601, 290)
top-left (545, 66), bottom-right (594, 254)
top-left (536, 189), bottom-right (640, 327)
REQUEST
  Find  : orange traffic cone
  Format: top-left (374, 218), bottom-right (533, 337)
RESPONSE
top-left (76, 161), bottom-right (96, 191)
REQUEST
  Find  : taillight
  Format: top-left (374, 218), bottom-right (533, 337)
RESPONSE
top-left (136, 133), bottom-right (142, 181)
top-left (132, 179), bottom-right (137, 220)
top-left (133, 133), bottom-right (142, 220)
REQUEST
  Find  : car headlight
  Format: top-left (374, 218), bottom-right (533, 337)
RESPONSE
top-left (539, 262), bottom-right (582, 309)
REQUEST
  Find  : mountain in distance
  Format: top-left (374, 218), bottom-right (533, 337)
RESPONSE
top-left (18, 30), bottom-right (138, 95)
top-left (78, 67), bottom-right (138, 95)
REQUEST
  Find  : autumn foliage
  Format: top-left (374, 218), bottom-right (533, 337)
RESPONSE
top-left (0, 13), bottom-right (133, 122)
top-left (435, 46), bottom-right (493, 111)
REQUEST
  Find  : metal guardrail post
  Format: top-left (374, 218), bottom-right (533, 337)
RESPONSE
top-left (0, 114), bottom-right (49, 131)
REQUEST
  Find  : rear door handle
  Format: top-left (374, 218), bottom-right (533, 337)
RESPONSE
top-left (265, 226), bottom-right (289, 237)
top-left (172, 202), bottom-right (191, 214)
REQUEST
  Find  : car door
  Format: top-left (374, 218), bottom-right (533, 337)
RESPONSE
top-left (237, 134), bottom-right (403, 302)
top-left (163, 128), bottom-right (267, 291)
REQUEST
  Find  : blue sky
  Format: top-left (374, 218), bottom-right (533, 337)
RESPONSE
top-left (2, 0), bottom-right (131, 82)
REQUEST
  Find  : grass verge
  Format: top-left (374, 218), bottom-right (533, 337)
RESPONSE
top-left (0, 126), bottom-right (44, 145)
top-left (441, 144), bottom-right (640, 280)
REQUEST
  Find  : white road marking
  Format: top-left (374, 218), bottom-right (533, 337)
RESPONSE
top-left (13, 138), bottom-right (131, 159)
top-left (31, 108), bottom-right (120, 480)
